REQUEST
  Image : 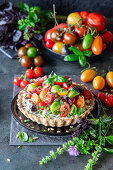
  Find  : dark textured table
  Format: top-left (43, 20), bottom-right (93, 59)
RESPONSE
top-left (0, 0), bottom-right (113, 169)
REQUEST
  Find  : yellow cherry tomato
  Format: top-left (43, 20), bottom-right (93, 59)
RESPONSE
top-left (80, 69), bottom-right (96, 82)
top-left (31, 93), bottom-right (40, 105)
top-left (58, 88), bottom-right (68, 96)
top-left (76, 96), bottom-right (85, 108)
top-left (52, 42), bottom-right (63, 54)
top-left (106, 72), bottom-right (113, 88)
top-left (39, 89), bottom-right (47, 101)
top-left (91, 36), bottom-right (103, 55)
top-left (93, 76), bottom-right (105, 90)
top-left (67, 12), bottom-right (82, 27)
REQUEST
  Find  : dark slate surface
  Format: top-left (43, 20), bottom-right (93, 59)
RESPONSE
top-left (0, 0), bottom-right (113, 170)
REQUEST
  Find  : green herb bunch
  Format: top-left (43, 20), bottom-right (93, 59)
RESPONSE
top-left (39, 114), bottom-right (113, 170)
top-left (18, 3), bottom-right (51, 40)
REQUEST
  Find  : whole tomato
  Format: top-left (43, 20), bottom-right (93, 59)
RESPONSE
top-left (25, 69), bottom-right (34, 79)
top-left (93, 76), bottom-right (105, 90)
top-left (63, 32), bottom-right (77, 45)
top-left (91, 36), bottom-right (103, 55)
top-left (52, 42), bottom-right (63, 54)
top-left (67, 12), bottom-right (82, 27)
top-left (80, 11), bottom-right (89, 20)
top-left (46, 39), bottom-right (54, 49)
top-left (21, 56), bottom-right (33, 68)
top-left (53, 23), bottom-right (67, 30)
top-left (97, 93), bottom-right (106, 102)
top-left (102, 43), bottom-right (107, 51)
top-left (20, 80), bottom-right (30, 88)
top-left (101, 31), bottom-right (113, 44)
top-left (74, 25), bottom-right (86, 38)
top-left (104, 96), bottom-right (113, 107)
top-left (80, 69), bottom-right (96, 82)
top-left (106, 72), bottom-right (113, 88)
top-left (44, 29), bottom-right (53, 42)
top-left (14, 77), bottom-right (22, 86)
top-left (50, 30), bottom-right (62, 42)
top-left (85, 13), bottom-right (106, 32)
top-left (74, 42), bottom-right (91, 52)
top-left (18, 47), bottom-right (27, 58)
top-left (34, 67), bottom-right (43, 77)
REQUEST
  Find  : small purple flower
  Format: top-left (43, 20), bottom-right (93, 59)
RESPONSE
top-left (68, 146), bottom-right (80, 156)
top-left (19, 116), bottom-right (22, 120)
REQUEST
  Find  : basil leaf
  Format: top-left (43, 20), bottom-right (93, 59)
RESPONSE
top-left (68, 47), bottom-right (83, 56)
top-left (28, 137), bottom-right (33, 143)
top-left (56, 76), bottom-right (67, 82)
top-left (19, 130), bottom-right (28, 142)
top-left (76, 108), bottom-right (83, 115)
top-left (106, 136), bottom-right (113, 145)
top-left (64, 54), bottom-right (79, 61)
top-left (18, 2), bottom-right (29, 12)
top-left (103, 148), bottom-right (113, 153)
top-left (83, 50), bottom-right (92, 57)
top-left (79, 55), bottom-right (87, 67)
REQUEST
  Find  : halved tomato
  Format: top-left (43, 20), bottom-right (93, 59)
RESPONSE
top-left (31, 93), bottom-right (40, 105)
top-left (83, 89), bottom-right (92, 100)
top-left (39, 101), bottom-right (46, 110)
top-left (44, 93), bottom-right (53, 104)
top-left (76, 96), bottom-right (85, 108)
top-left (60, 102), bottom-right (71, 117)
top-left (33, 75), bottom-right (47, 86)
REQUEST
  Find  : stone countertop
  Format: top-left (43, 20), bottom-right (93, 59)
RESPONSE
top-left (0, 42), bottom-right (113, 170)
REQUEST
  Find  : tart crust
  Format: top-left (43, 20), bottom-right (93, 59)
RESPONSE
top-left (17, 83), bottom-right (95, 127)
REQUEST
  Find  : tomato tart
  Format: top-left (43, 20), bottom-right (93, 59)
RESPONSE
top-left (17, 74), bottom-right (95, 127)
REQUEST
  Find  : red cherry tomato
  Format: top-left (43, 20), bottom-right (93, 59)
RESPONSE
top-left (39, 101), bottom-right (46, 110)
top-left (31, 87), bottom-right (42, 94)
top-left (85, 13), bottom-right (106, 32)
top-left (83, 89), bottom-right (92, 100)
top-left (43, 93), bottom-right (53, 104)
top-left (34, 67), bottom-right (43, 77)
top-left (104, 96), bottom-right (113, 107)
top-left (20, 80), bottom-right (30, 88)
top-left (97, 93), bottom-right (106, 102)
top-left (46, 39), bottom-right (54, 49)
top-left (14, 77), bottom-right (22, 86)
top-left (25, 69), bottom-right (34, 79)
top-left (71, 97), bottom-right (76, 104)
top-left (63, 32), bottom-right (77, 45)
top-left (60, 102), bottom-right (71, 117)
top-left (45, 86), bottom-right (51, 92)
top-left (54, 81), bottom-right (63, 86)
top-left (62, 82), bottom-right (70, 90)
top-left (53, 23), bottom-right (67, 30)
top-left (33, 75), bottom-right (47, 86)
top-left (74, 25), bottom-right (86, 38)
top-left (102, 43), bottom-right (107, 51)
top-left (44, 29), bottom-right (53, 42)
top-left (101, 31), bottom-right (113, 44)
top-left (80, 11), bottom-right (89, 20)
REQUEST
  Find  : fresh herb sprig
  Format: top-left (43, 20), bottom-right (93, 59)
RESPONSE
top-left (39, 113), bottom-right (113, 170)
top-left (64, 46), bottom-right (92, 67)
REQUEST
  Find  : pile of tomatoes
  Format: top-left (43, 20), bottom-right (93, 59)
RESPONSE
top-left (44, 11), bottom-right (113, 56)
top-left (98, 93), bottom-right (113, 107)
top-left (18, 43), bottom-right (43, 68)
top-left (14, 66), bottom-right (43, 88)
top-left (81, 69), bottom-right (113, 90)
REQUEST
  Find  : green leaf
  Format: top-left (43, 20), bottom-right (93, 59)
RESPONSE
top-left (76, 107), bottom-right (83, 115)
top-left (56, 76), bottom-right (67, 83)
top-left (88, 119), bottom-right (99, 125)
top-left (79, 55), bottom-right (87, 67)
top-left (18, 129), bottom-right (28, 142)
top-left (64, 54), bottom-right (79, 61)
top-left (28, 137), bottom-right (33, 143)
top-left (106, 136), bottom-right (113, 145)
top-left (68, 47), bottom-right (83, 56)
top-left (103, 147), bottom-right (113, 153)
top-left (83, 50), bottom-right (92, 57)
top-left (18, 2), bottom-right (29, 12)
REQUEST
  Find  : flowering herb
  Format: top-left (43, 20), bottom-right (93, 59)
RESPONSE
top-left (39, 109), bottom-right (113, 170)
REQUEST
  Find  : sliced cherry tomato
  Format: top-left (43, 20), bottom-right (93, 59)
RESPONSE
top-left (63, 82), bottom-right (70, 90)
top-left (104, 96), bottom-right (113, 107)
top-left (39, 101), bottom-right (46, 110)
top-left (80, 11), bottom-right (89, 20)
top-left (44, 93), bottom-right (53, 104)
top-left (45, 86), bottom-right (51, 92)
top-left (33, 75), bottom-right (47, 86)
top-left (58, 88), bottom-right (68, 96)
top-left (31, 93), bottom-right (40, 105)
top-left (83, 89), bottom-right (92, 100)
top-left (60, 102), bottom-right (71, 117)
top-left (76, 96), bottom-right (85, 108)
top-left (39, 89), bottom-right (47, 101)
top-left (20, 80), bottom-right (30, 89)
top-left (14, 77), bottom-right (22, 86)
top-left (34, 67), bottom-right (43, 77)
top-left (46, 39), bottom-right (54, 49)
top-left (71, 97), bottom-right (76, 104)
top-left (31, 87), bottom-right (42, 95)
top-left (25, 69), bottom-right (34, 79)
top-left (101, 31), bottom-right (113, 44)
top-left (97, 93), bottom-right (106, 102)
top-left (26, 92), bottom-right (31, 99)
top-left (54, 81), bottom-right (63, 86)
top-left (74, 25), bottom-right (86, 38)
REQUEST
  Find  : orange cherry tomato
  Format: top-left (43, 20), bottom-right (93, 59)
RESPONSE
top-left (93, 76), bottom-right (105, 90)
top-left (31, 93), bottom-right (40, 105)
top-left (91, 36), bottom-right (103, 55)
top-left (67, 12), bottom-right (82, 27)
top-left (106, 72), bottom-right (113, 88)
top-left (76, 96), bottom-right (85, 108)
top-left (39, 89), bottom-right (47, 101)
top-left (80, 69), bottom-right (96, 82)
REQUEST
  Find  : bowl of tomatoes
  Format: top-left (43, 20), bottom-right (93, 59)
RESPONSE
top-left (43, 11), bottom-right (113, 67)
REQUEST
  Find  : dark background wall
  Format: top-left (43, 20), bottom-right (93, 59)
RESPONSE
top-left (0, 0), bottom-right (113, 17)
